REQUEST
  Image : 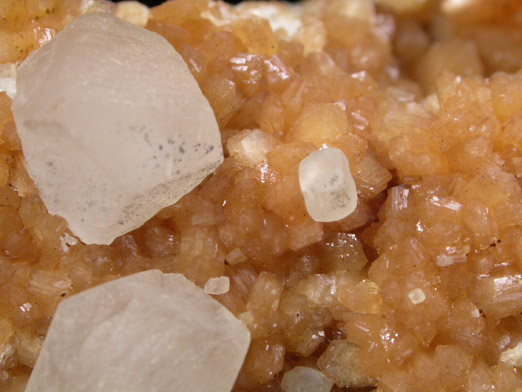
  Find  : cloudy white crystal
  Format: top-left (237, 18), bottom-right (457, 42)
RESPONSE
top-left (298, 148), bottom-right (357, 222)
top-left (204, 276), bottom-right (230, 295)
top-left (25, 270), bottom-right (250, 392)
top-left (281, 366), bottom-right (334, 392)
top-left (12, 13), bottom-right (223, 245)
top-left (0, 63), bottom-right (16, 99)
top-left (500, 341), bottom-right (522, 367)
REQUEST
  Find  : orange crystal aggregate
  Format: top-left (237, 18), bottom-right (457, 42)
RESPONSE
top-left (2, 0), bottom-right (522, 391)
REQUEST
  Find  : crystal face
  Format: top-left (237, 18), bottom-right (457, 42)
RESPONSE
top-left (25, 270), bottom-right (251, 392)
top-left (12, 12), bottom-right (223, 245)
top-left (280, 366), bottom-right (334, 392)
top-left (298, 148), bottom-right (357, 222)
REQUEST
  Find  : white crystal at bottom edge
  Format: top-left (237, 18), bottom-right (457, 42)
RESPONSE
top-left (25, 270), bottom-right (250, 392)
top-left (281, 366), bottom-right (334, 392)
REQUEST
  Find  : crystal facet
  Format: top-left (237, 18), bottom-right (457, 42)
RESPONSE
top-left (281, 366), bottom-right (334, 392)
top-left (12, 13), bottom-right (223, 245)
top-left (298, 148), bottom-right (357, 222)
top-left (25, 270), bottom-right (250, 392)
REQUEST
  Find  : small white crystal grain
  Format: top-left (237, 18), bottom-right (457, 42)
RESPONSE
top-left (281, 366), bottom-right (334, 392)
top-left (0, 63), bottom-right (16, 99)
top-left (13, 13), bottom-right (223, 245)
top-left (115, 1), bottom-right (150, 27)
top-left (25, 270), bottom-right (250, 392)
top-left (500, 341), bottom-right (522, 367)
top-left (227, 129), bottom-right (278, 167)
top-left (408, 288), bottom-right (426, 305)
top-left (298, 148), bottom-right (357, 222)
top-left (204, 276), bottom-right (230, 295)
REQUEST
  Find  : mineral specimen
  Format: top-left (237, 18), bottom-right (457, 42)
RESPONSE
top-left (12, 12), bottom-right (223, 245)
top-left (298, 148), bottom-right (357, 222)
top-left (25, 270), bottom-right (250, 392)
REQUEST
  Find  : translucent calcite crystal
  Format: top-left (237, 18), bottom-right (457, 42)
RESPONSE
top-left (298, 148), bottom-right (357, 222)
top-left (280, 366), bottom-right (334, 392)
top-left (12, 12), bottom-right (223, 245)
top-left (25, 270), bottom-right (250, 392)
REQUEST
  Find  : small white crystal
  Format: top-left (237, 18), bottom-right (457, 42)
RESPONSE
top-left (115, 1), bottom-right (150, 27)
top-left (235, 3), bottom-right (303, 38)
top-left (500, 341), bottom-right (522, 367)
top-left (204, 276), bottom-right (230, 295)
top-left (0, 63), bottom-right (16, 99)
top-left (227, 129), bottom-right (278, 167)
top-left (298, 148), bottom-right (357, 222)
top-left (408, 288), bottom-right (426, 304)
top-left (281, 366), bottom-right (334, 392)
top-left (13, 13), bottom-right (223, 245)
top-left (25, 270), bottom-right (250, 392)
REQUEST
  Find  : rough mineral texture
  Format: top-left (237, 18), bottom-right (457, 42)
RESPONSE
top-left (12, 12), bottom-right (222, 245)
top-left (2, 0), bottom-right (522, 391)
top-left (25, 270), bottom-right (250, 392)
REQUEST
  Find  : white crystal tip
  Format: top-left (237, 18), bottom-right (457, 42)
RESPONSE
top-left (298, 147), bottom-right (357, 222)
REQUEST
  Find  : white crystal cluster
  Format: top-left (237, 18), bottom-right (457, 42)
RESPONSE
top-left (298, 148), bottom-right (357, 222)
top-left (25, 270), bottom-right (250, 392)
top-left (12, 13), bottom-right (223, 245)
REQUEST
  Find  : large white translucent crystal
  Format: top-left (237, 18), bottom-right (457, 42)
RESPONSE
top-left (12, 13), bottom-right (223, 245)
top-left (25, 270), bottom-right (250, 392)
top-left (298, 148), bottom-right (357, 222)
top-left (281, 366), bottom-right (334, 392)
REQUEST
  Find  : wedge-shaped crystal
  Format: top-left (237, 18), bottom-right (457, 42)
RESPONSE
top-left (12, 13), bottom-right (223, 245)
top-left (298, 148), bottom-right (357, 222)
top-left (25, 270), bottom-right (250, 392)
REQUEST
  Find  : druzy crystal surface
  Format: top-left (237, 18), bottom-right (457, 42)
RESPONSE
top-left (12, 12), bottom-right (223, 245)
top-left (298, 148), bottom-right (357, 222)
top-left (25, 270), bottom-right (250, 392)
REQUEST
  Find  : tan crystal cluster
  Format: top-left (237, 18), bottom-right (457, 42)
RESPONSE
top-left (2, 0), bottom-right (522, 391)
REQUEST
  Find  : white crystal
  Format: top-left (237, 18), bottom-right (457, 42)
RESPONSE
top-left (115, 1), bottom-right (150, 27)
top-left (298, 148), bottom-right (357, 222)
top-left (281, 366), bottom-right (334, 392)
top-left (408, 288), bottom-right (426, 304)
top-left (236, 3), bottom-right (303, 38)
top-left (25, 270), bottom-right (250, 392)
top-left (500, 341), bottom-right (522, 367)
top-left (227, 129), bottom-right (278, 167)
top-left (12, 13), bottom-right (223, 245)
top-left (0, 63), bottom-right (16, 99)
top-left (204, 276), bottom-right (230, 295)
